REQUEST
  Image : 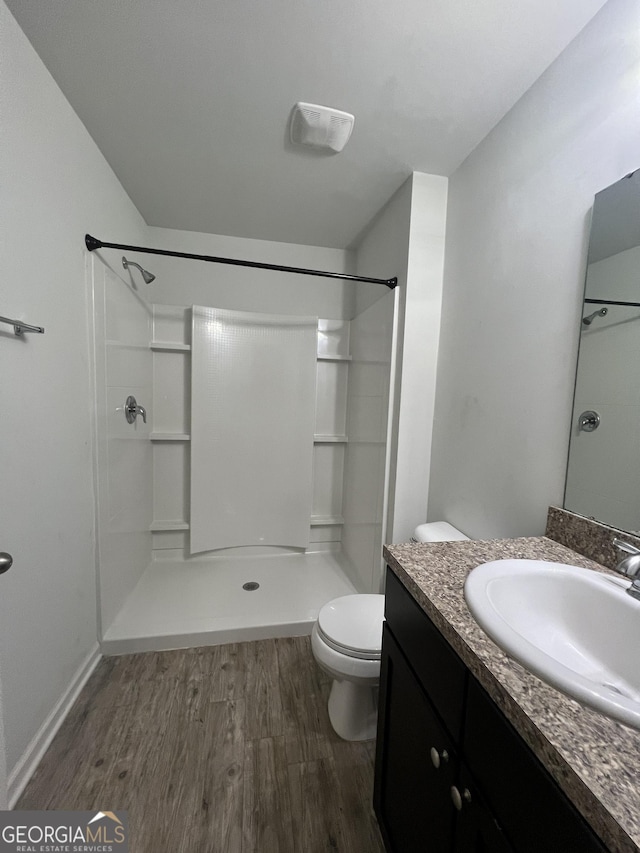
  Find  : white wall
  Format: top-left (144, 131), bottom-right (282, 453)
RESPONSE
top-left (355, 172), bottom-right (448, 543)
top-left (146, 226), bottom-right (355, 320)
top-left (0, 0), bottom-right (147, 794)
top-left (428, 0), bottom-right (640, 539)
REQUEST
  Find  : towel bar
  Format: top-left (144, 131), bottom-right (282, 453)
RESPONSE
top-left (0, 315), bottom-right (45, 336)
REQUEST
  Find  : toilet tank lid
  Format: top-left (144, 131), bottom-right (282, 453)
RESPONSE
top-left (413, 521), bottom-right (469, 542)
top-left (318, 594), bottom-right (385, 654)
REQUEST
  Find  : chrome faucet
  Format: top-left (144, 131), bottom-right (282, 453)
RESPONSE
top-left (612, 538), bottom-right (640, 601)
top-left (124, 395), bottom-right (147, 424)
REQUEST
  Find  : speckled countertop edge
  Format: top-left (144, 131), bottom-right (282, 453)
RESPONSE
top-left (383, 536), bottom-right (640, 853)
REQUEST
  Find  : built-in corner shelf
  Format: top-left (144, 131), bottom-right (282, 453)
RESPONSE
top-left (150, 520), bottom-right (190, 532)
top-left (152, 517), bottom-right (342, 530)
top-left (150, 342), bottom-right (191, 352)
top-left (314, 434), bottom-right (348, 444)
top-left (317, 354), bottom-right (352, 362)
top-left (310, 515), bottom-right (344, 526)
top-left (150, 433), bottom-right (191, 441)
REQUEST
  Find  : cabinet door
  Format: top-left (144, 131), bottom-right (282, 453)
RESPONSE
top-left (463, 677), bottom-right (608, 853)
top-left (453, 764), bottom-right (514, 853)
top-left (374, 624), bottom-right (457, 853)
top-left (385, 568), bottom-right (467, 740)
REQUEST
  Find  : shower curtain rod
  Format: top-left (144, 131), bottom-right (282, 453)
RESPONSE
top-left (85, 234), bottom-right (397, 289)
top-left (584, 297), bottom-right (640, 308)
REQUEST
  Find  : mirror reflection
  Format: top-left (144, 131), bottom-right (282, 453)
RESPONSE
top-left (565, 168), bottom-right (640, 532)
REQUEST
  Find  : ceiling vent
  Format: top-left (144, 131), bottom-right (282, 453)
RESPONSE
top-left (290, 102), bottom-right (355, 153)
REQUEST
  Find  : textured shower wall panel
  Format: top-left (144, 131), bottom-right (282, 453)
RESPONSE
top-left (94, 261), bottom-right (153, 633)
top-left (342, 291), bottom-right (395, 592)
top-left (190, 306), bottom-right (317, 552)
top-left (153, 351), bottom-right (190, 434)
top-left (153, 442), bottom-right (189, 524)
top-left (315, 361), bottom-right (348, 436)
top-left (312, 444), bottom-right (346, 518)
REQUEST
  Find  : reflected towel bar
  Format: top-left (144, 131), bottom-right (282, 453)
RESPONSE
top-left (0, 315), bottom-right (45, 336)
top-left (85, 234), bottom-right (397, 289)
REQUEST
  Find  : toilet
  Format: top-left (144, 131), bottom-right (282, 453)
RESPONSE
top-left (311, 521), bottom-right (469, 741)
top-left (312, 594), bottom-right (385, 741)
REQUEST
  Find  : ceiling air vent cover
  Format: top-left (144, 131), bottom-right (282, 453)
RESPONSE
top-left (290, 102), bottom-right (355, 153)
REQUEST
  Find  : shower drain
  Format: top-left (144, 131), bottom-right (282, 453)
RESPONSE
top-left (243, 581), bottom-right (260, 591)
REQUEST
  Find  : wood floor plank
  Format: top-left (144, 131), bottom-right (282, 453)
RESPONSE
top-left (288, 757), bottom-right (346, 852)
top-left (242, 639), bottom-right (284, 740)
top-left (131, 697), bottom-right (245, 853)
top-left (193, 697), bottom-right (245, 853)
top-left (289, 749), bottom-right (384, 853)
top-left (183, 642), bottom-right (247, 702)
top-left (17, 703), bottom-right (123, 809)
top-left (243, 736), bottom-right (294, 853)
top-left (17, 638), bottom-right (383, 853)
top-left (275, 636), bottom-right (333, 764)
top-left (83, 649), bottom-right (186, 710)
top-left (330, 741), bottom-right (386, 853)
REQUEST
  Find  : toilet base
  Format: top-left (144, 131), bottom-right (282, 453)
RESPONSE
top-left (327, 679), bottom-right (379, 741)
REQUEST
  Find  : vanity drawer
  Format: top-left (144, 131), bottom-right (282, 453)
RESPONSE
top-left (384, 567), bottom-right (466, 740)
top-left (463, 676), bottom-right (608, 853)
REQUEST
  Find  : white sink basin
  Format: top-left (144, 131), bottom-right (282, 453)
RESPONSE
top-left (464, 559), bottom-right (640, 730)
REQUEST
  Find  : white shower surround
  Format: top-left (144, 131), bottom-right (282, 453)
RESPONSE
top-left (93, 263), bottom-right (396, 653)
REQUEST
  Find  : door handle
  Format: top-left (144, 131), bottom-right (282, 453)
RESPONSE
top-left (0, 553), bottom-right (13, 574)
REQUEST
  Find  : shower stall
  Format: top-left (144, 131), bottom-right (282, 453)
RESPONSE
top-left (89, 247), bottom-right (398, 654)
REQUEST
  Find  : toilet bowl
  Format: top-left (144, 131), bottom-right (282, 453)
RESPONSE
top-left (313, 522), bottom-right (469, 741)
top-left (311, 594), bottom-right (385, 741)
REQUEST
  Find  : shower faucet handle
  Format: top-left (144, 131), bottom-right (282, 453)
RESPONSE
top-left (124, 395), bottom-right (147, 424)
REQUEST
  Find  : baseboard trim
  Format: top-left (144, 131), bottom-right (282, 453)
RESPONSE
top-left (7, 644), bottom-right (102, 808)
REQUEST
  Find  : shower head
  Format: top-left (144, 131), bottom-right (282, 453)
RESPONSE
top-left (122, 256), bottom-right (155, 284)
top-left (582, 307), bottom-right (608, 326)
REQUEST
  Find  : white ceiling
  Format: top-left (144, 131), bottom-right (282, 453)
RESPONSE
top-left (7, 0), bottom-right (607, 249)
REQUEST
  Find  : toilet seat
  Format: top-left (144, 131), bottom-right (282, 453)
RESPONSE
top-left (317, 594), bottom-right (385, 660)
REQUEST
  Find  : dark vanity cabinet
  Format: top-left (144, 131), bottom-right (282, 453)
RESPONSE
top-left (374, 569), bottom-right (608, 853)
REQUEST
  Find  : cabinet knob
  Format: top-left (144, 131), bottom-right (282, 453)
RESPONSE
top-left (451, 786), bottom-right (472, 811)
top-left (430, 747), bottom-right (449, 769)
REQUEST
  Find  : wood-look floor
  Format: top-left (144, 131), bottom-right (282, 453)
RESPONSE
top-left (18, 636), bottom-right (385, 853)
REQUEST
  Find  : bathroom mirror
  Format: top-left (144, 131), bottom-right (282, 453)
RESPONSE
top-left (564, 168), bottom-right (640, 532)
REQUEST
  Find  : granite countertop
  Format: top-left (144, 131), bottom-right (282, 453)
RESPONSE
top-left (383, 536), bottom-right (640, 853)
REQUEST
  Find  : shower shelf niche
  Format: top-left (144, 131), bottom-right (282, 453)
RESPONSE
top-left (150, 521), bottom-right (190, 531)
top-left (151, 434), bottom-right (345, 443)
top-left (150, 433), bottom-right (191, 441)
top-left (150, 341), bottom-right (191, 351)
